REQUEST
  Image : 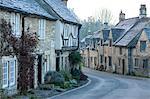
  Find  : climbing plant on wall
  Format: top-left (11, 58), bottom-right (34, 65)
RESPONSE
top-left (0, 19), bottom-right (38, 94)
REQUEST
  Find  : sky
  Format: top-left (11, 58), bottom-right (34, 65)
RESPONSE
top-left (68, 0), bottom-right (150, 24)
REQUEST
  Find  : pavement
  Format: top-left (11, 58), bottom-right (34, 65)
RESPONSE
top-left (48, 68), bottom-right (150, 99)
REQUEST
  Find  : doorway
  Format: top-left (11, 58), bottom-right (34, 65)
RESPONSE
top-left (38, 55), bottom-right (42, 84)
top-left (56, 57), bottom-right (60, 71)
top-left (122, 59), bottom-right (125, 75)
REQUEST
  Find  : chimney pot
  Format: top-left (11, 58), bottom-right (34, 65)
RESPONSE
top-left (62, 0), bottom-right (68, 6)
top-left (119, 10), bottom-right (125, 21)
top-left (139, 4), bottom-right (147, 18)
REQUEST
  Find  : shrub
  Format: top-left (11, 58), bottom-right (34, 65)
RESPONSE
top-left (59, 70), bottom-right (72, 81)
top-left (69, 51), bottom-right (82, 68)
top-left (71, 68), bottom-right (88, 81)
top-left (71, 68), bottom-right (81, 81)
top-left (60, 81), bottom-right (72, 89)
top-left (80, 72), bottom-right (88, 81)
top-left (44, 71), bottom-right (65, 85)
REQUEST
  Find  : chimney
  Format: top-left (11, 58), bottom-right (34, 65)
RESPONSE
top-left (62, 0), bottom-right (68, 6)
top-left (139, 4), bottom-right (147, 18)
top-left (104, 22), bottom-right (108, 29)
top-left (119, 10), bottom-right (125, 21)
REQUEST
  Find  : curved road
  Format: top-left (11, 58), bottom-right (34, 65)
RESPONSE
top-left (49, 68), bottom-right (150, 99)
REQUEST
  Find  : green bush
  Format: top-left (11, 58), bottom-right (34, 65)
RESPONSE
top-left (59, 70), bottom-right (72, 81)
top-left (60, 81), bottom-right (72, 89)
top-left (44, 71), bottom-right (65, 85)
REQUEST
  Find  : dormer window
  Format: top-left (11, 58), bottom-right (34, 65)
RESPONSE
top-left (140, 41), bottom-right (146, 52)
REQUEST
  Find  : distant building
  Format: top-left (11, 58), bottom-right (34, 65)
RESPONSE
top-left (99, 4), bottom-right (150, 77)
top-left (80, 31), bottom-right (100, 69)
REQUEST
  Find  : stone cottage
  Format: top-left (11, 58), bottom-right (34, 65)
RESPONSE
top-left (80, 31), bottom-right (100, 69)
top-left (35, 0), bottom-right (81, 72)
top-left (0, 0), bottom-right (81, 96)
top-left (99, 4), bottom-right (150, 77)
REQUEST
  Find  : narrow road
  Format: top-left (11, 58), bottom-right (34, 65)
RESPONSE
top-left (49, 68), bottom-right (150, 99)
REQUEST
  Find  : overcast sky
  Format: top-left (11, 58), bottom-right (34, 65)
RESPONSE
top-left (68, 0), bottom-right (150, 24)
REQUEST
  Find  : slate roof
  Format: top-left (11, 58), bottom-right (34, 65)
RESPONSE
top-left (111, 28), bottom-right (124, 42)
top-left (115, 17), bottom-right (150, 47)
top-left (144, 28), bottom-right (150, 41)
top-left (91, 30), bottom-right (100, 39)
top-left (102, 29), bottom-right (110, 41)
top-left (44, 0), bottom-right (80, 24)
top-left (0, 0), bottom-right (56, 20)
top-left (81, 34), bottom-right (92, 43)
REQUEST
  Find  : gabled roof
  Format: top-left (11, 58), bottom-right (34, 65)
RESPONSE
top-left (91, 30), bottom-right (100, 39)
top-left (115, 17), bottom-right (150, 47)
top-left (81, 34), bottom-right (92, 43)
top-left (102, 29), bottom-right (110, 41)
top-left (0, 0), bottom-right (56, 20)
top-left (111, 28), bottom-right (124, 42)
top-left (43, 0), bottom-right (80, 25)
top-left (144, 28), bottom-right (150, 41)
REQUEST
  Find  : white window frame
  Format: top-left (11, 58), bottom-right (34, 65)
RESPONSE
top-left (10, 13), bottom-right (20, 36)
top-left (2, 57), bottom-right (17, 88)
top-left (38, 19), bottom-right (46, 39)
top-left (9, 60), bottom-right (16, 86)
top-left (2, 62), bottom-right (9, 88)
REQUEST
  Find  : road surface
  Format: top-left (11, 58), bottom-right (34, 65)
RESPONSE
top-left (49, 68), bottom-right (150, 99)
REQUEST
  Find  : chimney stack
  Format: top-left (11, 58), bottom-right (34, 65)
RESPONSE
top-left (139, 4), bottom-right (147, 18)
top-left (119, 10), bottom-right (125, 21)
top-left (62, 0), bottom-right (68, 6)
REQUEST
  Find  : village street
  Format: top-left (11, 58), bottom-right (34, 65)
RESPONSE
top-left (49, 68), bottom-right (150, 99)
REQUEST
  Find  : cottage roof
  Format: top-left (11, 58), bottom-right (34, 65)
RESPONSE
top-left (111, 28), bottom-right (124, 42)
top-left (144, 28), bottom-right (150, 41)
top-left (0, 0), bottom-right (56, 20)
top-left (115, 17), bottom-right (150, 47)
top-left (44, 0), bottom-right (80, 24)
top-left (90, 30), bottom-right (100, 39)
top-left (81, 34), bottom-right (92, 43)
top-left (102, 29), bottom-right (110, 41)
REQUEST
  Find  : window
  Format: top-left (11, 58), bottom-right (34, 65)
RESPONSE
top-left (108, 56), bottom-right (112, 66)
top-left (119, 47), bottom-right (122, 55)
top-left (135, 58), bottom-right (139, 67)
top-left (118, 58), bottom-right (121, 66)
top-left (11, 13), bottom-right (20, 36)
top-left (2, 62), bottom-right (8, 88)
top-left (9, 61), bottom-right (16, 86)
top-left (140, 41), bottom-right (146, 52)
top-left (94, 57), bottom-right (97, 65)
top-left (2, 57), bottom-right (16, 88)
top-left (100, 55), bottom-right (103, 63)
top-left (63, 40), bottom-right (69, 47)
top-left (143, 59), bottom-right (148, 69)
top-left (38, 19), bottom-right (46, 39)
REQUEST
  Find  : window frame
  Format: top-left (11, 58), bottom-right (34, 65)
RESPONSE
top-left (38, 19), bottom-right (46, 39)
top-left (140, 41), bottom-right (147, 52)
top-left (2, 57), bottom-right (17, 88)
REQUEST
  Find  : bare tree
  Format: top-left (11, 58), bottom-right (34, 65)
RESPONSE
top-left (95, 9), bottom-right (114, 24)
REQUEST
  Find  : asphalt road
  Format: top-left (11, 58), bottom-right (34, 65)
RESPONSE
top-left (49, 68), bottom-right (150, 99)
